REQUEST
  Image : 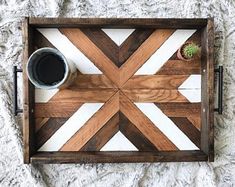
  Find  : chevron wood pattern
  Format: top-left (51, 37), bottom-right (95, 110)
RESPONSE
top-left (23, 18), bottom-right (214, 163)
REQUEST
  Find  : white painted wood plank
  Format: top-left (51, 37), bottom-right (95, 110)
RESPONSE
top-left (178, 90), bottom-right (201, 103)
top-left (102, 29), bottom-right (135, 46)
top-left (178, 75), bottom-right (201, 89)
top-left (135, 103), bottom-right (199, 150)
top-left (100, 131), bottom-right (138, 151)
top-left (135, 29), bottom-right (197, 75)
top-left (35, 88), bottom-right (59, 103)
top-left (178, 75), bottom-right (201, 103)
top-left (38, 103), bottom-right (103, 151)
top-left (37, 28), bottom-right (102, 74)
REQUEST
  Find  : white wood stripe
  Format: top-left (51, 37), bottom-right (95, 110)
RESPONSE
top-left (35, 88), bottom-right (59, 103)
top-left (178, 75), bottom-right (201, 103)
top-left (102, 29), bottom-right (135, 46)
top-left (38, 103), bottom-right (103, 151)
top-left (37, 28), bottom-right (102, 74)
top-left (135, 103), bottom-right (199, 150)
top-left (178, 90), bottom-right (201, 103)
top-left (135, 29), bottom-right (197, 75)
top-left (178, 75), bottom-right (201, 89)
top-left (100, 131), bottom-right (138, 151)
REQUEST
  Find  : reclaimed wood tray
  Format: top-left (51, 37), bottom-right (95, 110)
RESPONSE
top-left (22, 18), bottom-right (215, 164)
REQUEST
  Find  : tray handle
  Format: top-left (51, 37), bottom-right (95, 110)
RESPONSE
top-left (214, 65), bottom-right (223, 114)
top-left (13, 66), bottom-right (23, 116)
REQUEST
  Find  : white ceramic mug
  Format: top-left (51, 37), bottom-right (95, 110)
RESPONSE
top-left (27, 47), bottom-right (77, 89)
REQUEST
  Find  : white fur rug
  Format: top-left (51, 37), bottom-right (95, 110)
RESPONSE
top-left (0, 0), bottom-right (235, 186)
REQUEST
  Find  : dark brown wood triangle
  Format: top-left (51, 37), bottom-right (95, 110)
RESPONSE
top-left (119, 29), bottom-right (155, 66)
top-left (80, 28), bottom-right (119, 66)
top-left (80, 112), bottom-right (119, 151)
top-left (81, 28), bottom-right (155, 67)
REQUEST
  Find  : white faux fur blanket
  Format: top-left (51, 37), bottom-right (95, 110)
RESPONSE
top-left (0, 0), bottom-right (235, 186)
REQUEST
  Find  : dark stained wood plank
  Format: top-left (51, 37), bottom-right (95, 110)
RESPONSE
top-left (80, 113), bottom-right (119, 151)
top-left (156, 60), bottom-right (201, 75)
top-left (35, 118), bottom-right (49, 132)
top-left (119, 112), bottom-right (158, 151)
top-left (80, 28), bottom-right (119, 66)
top-left (35, 102), bottom-right (83, 117)
top-left (119, 29), bottom-right (175, 86)
top-left (207, 19), bottom-right (215, 162)
top-left (155, 103), bottom-right (201, 117)
top-left (23, 18), bottom-right (35, 164)
top-left (71, 74), bottom-right (116, 89)
top-left (49, 88), bottom-right (117, 103)
top-left (119, 29), bottom-right (155, 65)
top-left (31, 150), bottom-right (208, 163)
top-left (123, 89), bottom-right (189, 103)
top-left (33, 29), bottom-right (55, 49)
top-left (119, 91), bottom-right (178, 151)
top-left (29, 18), bottom-right (208, 29)
top-left (123, 75), bottom-right (189, 89)
top-left (188, 116), bottom-right (201, 130)
top-left (36, 118), bottom-right (68, 149)
top-left (59, 28), bottom-right (120, 86)
top-left (201, 19), bottom-right (214, 161)
top-left (170, 117), bottom-right (201, 148)
top-left (60, 92), bottom-right (119, 151)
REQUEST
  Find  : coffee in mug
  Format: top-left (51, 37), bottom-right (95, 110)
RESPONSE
top-left (27, 47), bottom-right (77, 89)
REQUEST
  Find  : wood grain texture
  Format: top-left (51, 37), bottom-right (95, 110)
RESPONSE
top-left (60, 92), bottom-right (120, 151)
top-left (123, 75), bottom-right (189, 89)
top-left (119, 29), bottom-right (155, 65)
top-left (35, 102), bottom-right (83, 117)
top-left (123, 89), bottom-right (189, 103)
top-left (36, 118), bottom-right (68, 149)
top-left (119, 29), bottom-right (175, 86)
top-left (71, 74), bottom-right (116, 89)
top-left (31, 150), bottom-right (207, 163)
top-left (119, 92), bottom-right (178, 151)
top-left (49, 88), bottom-right (117, 103)
top-left (155, 103), bottom-right (201, 117)
top-left (23, 18), bottom-right (35, 163)
top-left (188, 116), bottom-right (201, 130)
top-left (35, 118), bottom-right (49, 132)
top-left (119, 112), bottom-right (158, 151)
top-left (170, 117), bottom-right (201, 148)
top-left (207, 19), bottom-right (214, 162)
top-left (29, 18), bottom-right (208, 29)
top-left (156, 60), bottom-right (201, 75)
top-left (59, 28), bottom-right (120, 86)
top-left (201, 19), bottom-right (214, 161)
top-left (34, 29), bottom-right (55, 49)
top-left (80, 28), bottom-right (119, 66)
top-left (80, 113), bottom-right (119, 151)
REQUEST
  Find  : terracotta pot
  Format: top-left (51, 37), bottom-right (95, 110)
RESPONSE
top-left (177, 43), bottom-right (192, 62)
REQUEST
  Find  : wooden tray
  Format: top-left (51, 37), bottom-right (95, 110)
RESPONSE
top-left (22, 18), bottom-right (214, 164)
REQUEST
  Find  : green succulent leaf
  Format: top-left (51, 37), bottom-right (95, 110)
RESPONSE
top-left (183, 43), bottom-right (200, 59)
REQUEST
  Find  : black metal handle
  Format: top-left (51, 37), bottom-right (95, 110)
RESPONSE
top-left (214, 66), bottom-right (223, 114)
top-left (13, 66), bottom-right (23, 116)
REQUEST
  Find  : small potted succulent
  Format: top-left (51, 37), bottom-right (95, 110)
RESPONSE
top-left (177, 42), bottom-right (201, 61)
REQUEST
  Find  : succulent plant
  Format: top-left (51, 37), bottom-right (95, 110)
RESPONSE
top-left (182, 43), bottom-right (200, 59)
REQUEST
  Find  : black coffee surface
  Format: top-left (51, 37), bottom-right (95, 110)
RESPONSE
top-left (36, 54), bottom-right (65, 85)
